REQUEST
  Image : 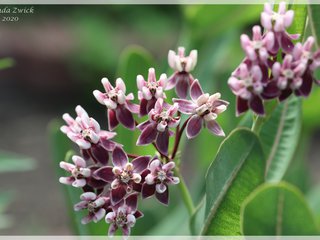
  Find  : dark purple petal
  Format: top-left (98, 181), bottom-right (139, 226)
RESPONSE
top-left (249, 95), bottom-right (265, 115)
top-left (87, 173), bottom-right (108, 189)
top-left (262, 80), bottom-right (280, 99)
top-left (297, 71), bottom-right (313, 97)
top-left (139, 99), bottom-right (148, 116)
top-left (165, 73), bottom-right (177, 90)
top-left (146, 98), bottom-right (157, 113)
top-left (116, 105), bottom-right (135, 130)
top-left (93, 166), bottom-right (114, 182)
top-left (122, 225), bottom-right (130, 237)
top-left (279, 89), bottom-right (293, 101)
top-left (108, 109), bottom-right (119, 131)
top-left (186, 115), bottom-right (202, 139)
top-left (260, 64), bottom-right (269, 83)
top-left (175, 73), bottom-right (190, 99)
top-left (142, 183), bottom-right (155, 199)
top-left (126, 102), bottom-right (140, 114)
top-left (136, 123), bottom-right (157, 145)
top-left (156, 189), bottom-right (169, 205)
top-left (81, 149), bottom-right (91, 161)
top-left (206, 120), bottom-right (225, 137)
top-left (125, 193), bottom-right (138, 212)
top-left (280, 33), bottom-right (295, 53)
top-left (111, 186), bottom-right (127, 205)
top-left (236, 97), bottom-right (249, 116)
top-left (108, 223), bottom-right (118, 237)
top-left (156, 130), bottom-right (169, 155)
top-left (100, 138), bottom-right (116, 152)
top-left (132, 156), bottom-right (151, 173)
top-left (134, 210), bottom-right (144, 219)
top-left (132, 182), bottom-right (142, 192)
top-left (112, 146), bottom-right (128, 168)
top-left (137, 120), bottom-right (151, 131)
top-left (270, 34), bottom-right (280, 55)
top-left (190, 80), bottom-right (204, 101)
top-left (90, 144), bottom-right (109, 165)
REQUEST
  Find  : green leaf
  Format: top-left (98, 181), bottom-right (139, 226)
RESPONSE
top-left (0, 192), bottom-right (14, 229)
top-left (0, 152), bottom-right (35, 173)
top-left (200, 128), bottom-right (265, 235)
top-left (261, 97), bottom-right (302, 182)
top-left (190, 197), bottom-right (205, 235)
top-left (307, 185), bottom-right (320, 226)
top-left (241, 182), bottom-right (319, 235)
top-left (308, 4), bottom-right (320, 47)
top-left (0, 58), bottom-right (14, 70)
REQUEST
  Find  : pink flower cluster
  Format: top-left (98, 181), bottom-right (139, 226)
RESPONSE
top-left (228, 2), bottom-right (320, 116)
top-left (59, 47), bottom-right (228, 237)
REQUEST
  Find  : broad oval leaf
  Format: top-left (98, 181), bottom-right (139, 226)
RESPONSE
top-left (200, 128), bottom-right (265, 235)
top-left (262, 97), bottom-right (302, 182)
top-left (241, 182), bottom-right (319, 235)
top-left (308, 5), bottom-right (320, 47)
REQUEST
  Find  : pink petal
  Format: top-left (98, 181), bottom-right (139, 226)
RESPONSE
top-left (74, 201), bottom-right (88, 211)
top-left (101, 77), bottom-right (113, 92)
top-left (136, 75), bottom-right (146, 90)
top-left (81, 215), bottom-right (93, 225)
top-left (190, 79), bottom-right (204, 101)
top-left (80, 192), bottom-right (97, 201)
top-left (284, 10), bottom-right (294, 28)
top-left (126, 102), bottom-right (140, 114)
top-left (116, 78), bottom-right (126, 93)
top-left (59, 161), bottom-right (75, 172)
top-left (261, 12), bottom-right (272, 30)
top-left (75, 139), bottom-right (91, 149)
top-left (173, 98), bottom-right (195, 114)
top-left (186, 115), bottom-right (203, 139)
top-left (148, 68), bottom-right (157, 83)
top-left (240, 34), bottom-right (251, 49)
top-left (168, 50), bottom-right (177, 69)
top-left (163, 162), bottom-right (175, 171)
top-left (112, 147), bottom-right (128, 168)
top-left (93, 208), bottom-right (106, 223)
top-left (72, 179), bottom-right (86, 188)
top-left (93, 90), bottom-right (106, 105)
top-left (165, 74), bottom-right (177, 90)
top-left (206, 120), bottom-right (225, 137)
top-left (108, 223), bottom-right (118, 237)
top-left (72, 155), bottom-right (86, 168)
top-left (59, 176), bottom-right (74, 185)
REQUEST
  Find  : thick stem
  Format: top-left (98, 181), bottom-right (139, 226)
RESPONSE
top-left (174, 167), bottom-right (195, 216)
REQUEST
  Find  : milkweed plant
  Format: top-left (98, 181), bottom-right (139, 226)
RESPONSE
top-left (58, 2), bottom-right (320, 237)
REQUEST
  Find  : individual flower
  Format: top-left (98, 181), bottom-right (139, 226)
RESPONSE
top-left (292, 36), bottom-right (320, 86)
top-left (93, 78), bottom-right (139, 130)
top-left (106, 193), bottom-right (143, 237)
top-left (94, 146), bottom-right (150, 205)
top-left (136, 99), bottom-right (180, 155)
top-left (228, 63), bottom-right (270, 116)
top-left (59, 155), bottom-right (91, 188)
top-left (166, 47), bottom-right (197, 98)
top-left (240, 25), bottom-right (275, 63)
top-left (261, 2), bottom-right (299, 53)
top-left (174, 80), bottom-right (229, 138)
top-left (74, 192), bottom-right (110, 224)
top-left (61, 105), bottom-right (117, 150)
top-left (142, 159), bottom-right (179, 205)
top-left (137, 68), bottom-right (167, 116)
top-left (272, 54), bottom-right (306, 101)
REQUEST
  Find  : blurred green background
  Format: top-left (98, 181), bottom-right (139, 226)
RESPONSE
top-left (0, 4), bottom-right (319, 235)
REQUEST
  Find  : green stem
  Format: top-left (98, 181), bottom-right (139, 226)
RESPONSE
top-left (174, 167), bottom-right (195, 216)
top-left (251, 115), bottom-right (265, 135)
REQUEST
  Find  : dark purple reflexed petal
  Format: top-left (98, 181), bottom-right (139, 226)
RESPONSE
top-left (81, 149), bottom-right (91, 161)
top-left (112, 146), bottom-right (128, 168)
top-left (175, 73), bottom-right (189, 99)
top-left (132, 182), bottom-right (142, 192)
top-left (146, 98), bottom-right (157, 113)
top-left (270, 34), bottom-right (280, 55)
top-left (280, 33), bottom-right (295, 53)
top-left (90, 144), bottom-right (109, 165)
top-left (116, 105), bottom-right (135, 130)
top-left (87, 170), bottom-right (108, 189)
top-left (134, 210), bottom-right (144, 219)
top-left (186, 115), bottom-right (202, 139)
top-left (190, 80), bottom-right (204, 101)
top-left (142, 183), bottom-right (155, 199)
top-left (165, 73), bottom-right (177, 90)
top-left (206, 120), bottom-right (225, 137)
top-left (139, 99), bottom-right (148, 116)
top-left (93, 166), bottom-right (114, 182)
top-left (132, 156), bottom-right (151, 173)
top-left (136, 123), bottom-right (157, 145)
top-left (137, 120), bottom-right (150, 131)
top-left (111, 186), bottom-right (127, 205)
top-left (126, 102), bottom-right (140, 114)
top-left (249, 95), bottom-right (265, 115)
top-left (108, 109), bottom-right (119, 130)
top-left (279, 89), bottom-right (293, 101)
top-left (262, 80), bottom-right (280, 99)
top-left (236, 97), bottom-right (249, 116)
top-left (173, 98), bottom-right (196, 114)
top-left (156, 130), bottom-right (169, 155)
top-left (100, 138), bottom-right (116, 152)
top-left (125, 193), bottom-right (138, 212)
top-left (260, 64), bottom-right (269, 83)
top-left (297, 71), bottom-right (313, 97)
top-left (122, 225), bottom-right (131, 237)
top-left (156, 189), bottom-right (169, 205)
